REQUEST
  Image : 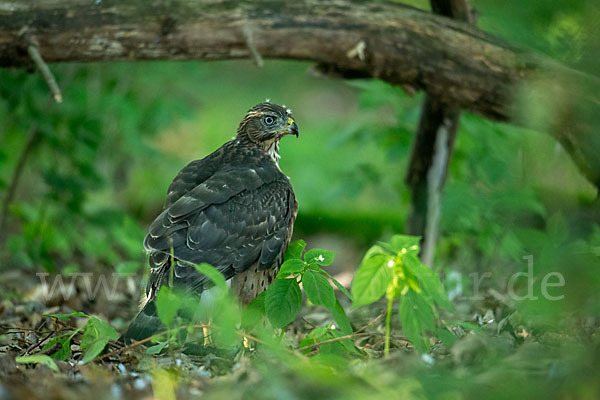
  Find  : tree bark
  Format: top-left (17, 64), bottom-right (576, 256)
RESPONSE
top-left (405, 0), bottom-right (473, 265)
top-left (1, 0), bottom-right (599, 190)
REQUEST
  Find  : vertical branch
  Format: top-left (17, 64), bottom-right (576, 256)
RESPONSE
top-left (404, 0), bottom-right (473, 265)
top-left (421, 118), bottom-right (452, 266)
top-left (0, 126), bottom-right (39, 245)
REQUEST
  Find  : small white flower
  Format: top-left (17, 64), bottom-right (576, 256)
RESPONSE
top-left (317, 255), bottom-right (325, 262)
top-left (387, 260), bottom-right (395, 268)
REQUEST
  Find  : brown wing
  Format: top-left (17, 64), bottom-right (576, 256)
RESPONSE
top-left (143, 143), bottom-right (296, 299)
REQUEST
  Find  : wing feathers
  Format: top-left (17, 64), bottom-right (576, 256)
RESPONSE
top-left (143, 143), bottom-right (295, 297)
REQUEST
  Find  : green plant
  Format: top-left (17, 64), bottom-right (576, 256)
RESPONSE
top-left (351, 235), bottom-right (452, 354)
top-left (146, 241), bottom-right (353, 354)
top-left (263, 240), bottom-right (352, 335)
top-left (40, 312), bottom-right (117, 363)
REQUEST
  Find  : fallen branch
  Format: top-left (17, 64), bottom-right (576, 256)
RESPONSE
top-left (0, 0), bottom-right (598, 188)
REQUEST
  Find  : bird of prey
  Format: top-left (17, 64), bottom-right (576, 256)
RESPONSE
top-left (122, 102), bottom-right (299, 343)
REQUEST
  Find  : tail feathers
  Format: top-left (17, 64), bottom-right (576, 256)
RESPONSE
top-left (119, 300), bottom-right (165, 345)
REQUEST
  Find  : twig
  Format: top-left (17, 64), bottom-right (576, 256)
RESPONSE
top-left (23, 330), bottom-right (54, 356)
top-left (27, 44), bottom-right (62, 103)
top-left (0, 126), bottom-right (38, 246)
top-left (41, 342), bottom-right (62, 356)
top-left (297, 313), bottom-right (385, 353)
top-left (355, 312), bottom-right (385, 334)
top-left (242, 24), bottom-right (263, 67)
top-left (298, 332), bottom-right (372, 352)
top-left (98, 323), bottom-right (209, 360)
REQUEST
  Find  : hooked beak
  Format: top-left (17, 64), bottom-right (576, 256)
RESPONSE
top-left (286, 117), bottom-right (299, 138)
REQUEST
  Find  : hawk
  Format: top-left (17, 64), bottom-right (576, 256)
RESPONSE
top-left (122, 102), bottom-right (299, 343)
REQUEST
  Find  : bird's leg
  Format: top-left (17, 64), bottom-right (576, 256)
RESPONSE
top-left (203, 320), bottom-right (212, 345)
top-left (243, 335), bottom-right (252, 349)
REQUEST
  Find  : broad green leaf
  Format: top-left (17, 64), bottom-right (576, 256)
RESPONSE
top-left (398, 289), bottom-right (435, 352)
top-left (80, 317), bottom-right (118, 363)
top-left (313, 266), bottom-right (353, 301)
top-left (192, 262), bottom-right (228, 291)
top-left (265, 278), bottom-right (302, 328)
top-left (351, 253), bottom-right (393, 307)
top-left (331, 299), bottom-right (353, 335)
top-left (366, 244), bottom-right (390, 257)
top-left (386, 235), bottom-right (421, 255)
top-left (42, 311), bottom-right (88, 320)
top-left (302, 270), bottom-right (336, 309)
top-left (15, 355), bottom-right (59, 372)
top-left (278, 259), bottom-right (306, 277)
top-left (285, 239), bottom-right (306, 261)
top-left (403, 253), bottom-right (453, 311)
top-left (304, 248), bottom-right (335, 266)
top-left (156, 287), bottom-right (181, 327)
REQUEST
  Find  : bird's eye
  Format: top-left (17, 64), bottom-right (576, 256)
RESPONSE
top-left (264, 116), bottom-right (276, 125)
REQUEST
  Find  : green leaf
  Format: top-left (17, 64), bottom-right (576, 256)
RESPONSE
top-left (265, 278), bottom-right (302, 328)
top-left (304, 248), bottom-right (335, 266)
top-left (42, 311), bottom-right (88, 320)
top-left (242, 291), bottom-right (266, 329)
top-left (316, 267), bottom-right (353, 301)
top-left (302, 270), bottom-right (336, 309)
top-left (192, 262), bottom-right (228, 291)
top-left (146, 341), bottom-right (168, 355)
top-left (436, 328), bottom-right (457, 347)
top-left (15, 355), bottom-right (59, 372)
top-left (331, 299), bottom-right (353, 335)
top-left (351, 253), bottom-right (393, 308)
top-left (285, 239), bottom-right (306, 261)
top-left (213, 295), bottom-right (241, 348)
top-left (398, 289), bottom-right (435, 352)
top-left (155, 287), bottom-right (181, 327)
top-left (403, 253), bottom-right (453, 311)
top-left (278, 259), bottom-right (306, 277)
top-left (80, 317), bottom-right (117, 363)
top-left (42, 328), bottom-right (83, 360)
top-left (389, 235), bottom-right (421, 254)
top-left (329, 328), bottom-right (357, 353)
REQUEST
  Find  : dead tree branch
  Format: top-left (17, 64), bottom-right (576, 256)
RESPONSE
top-left (0, 0), bottom-right (598, 189)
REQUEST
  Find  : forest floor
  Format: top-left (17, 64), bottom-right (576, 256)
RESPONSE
top-left (0, 238), bottom-right (598, 400)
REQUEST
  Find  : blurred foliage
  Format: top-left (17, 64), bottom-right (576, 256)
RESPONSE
top-left (0, 0), bottom-right (599, 398)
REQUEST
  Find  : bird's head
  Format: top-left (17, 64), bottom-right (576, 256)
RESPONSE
top-left (236, 102), bottom-right (299, 146)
